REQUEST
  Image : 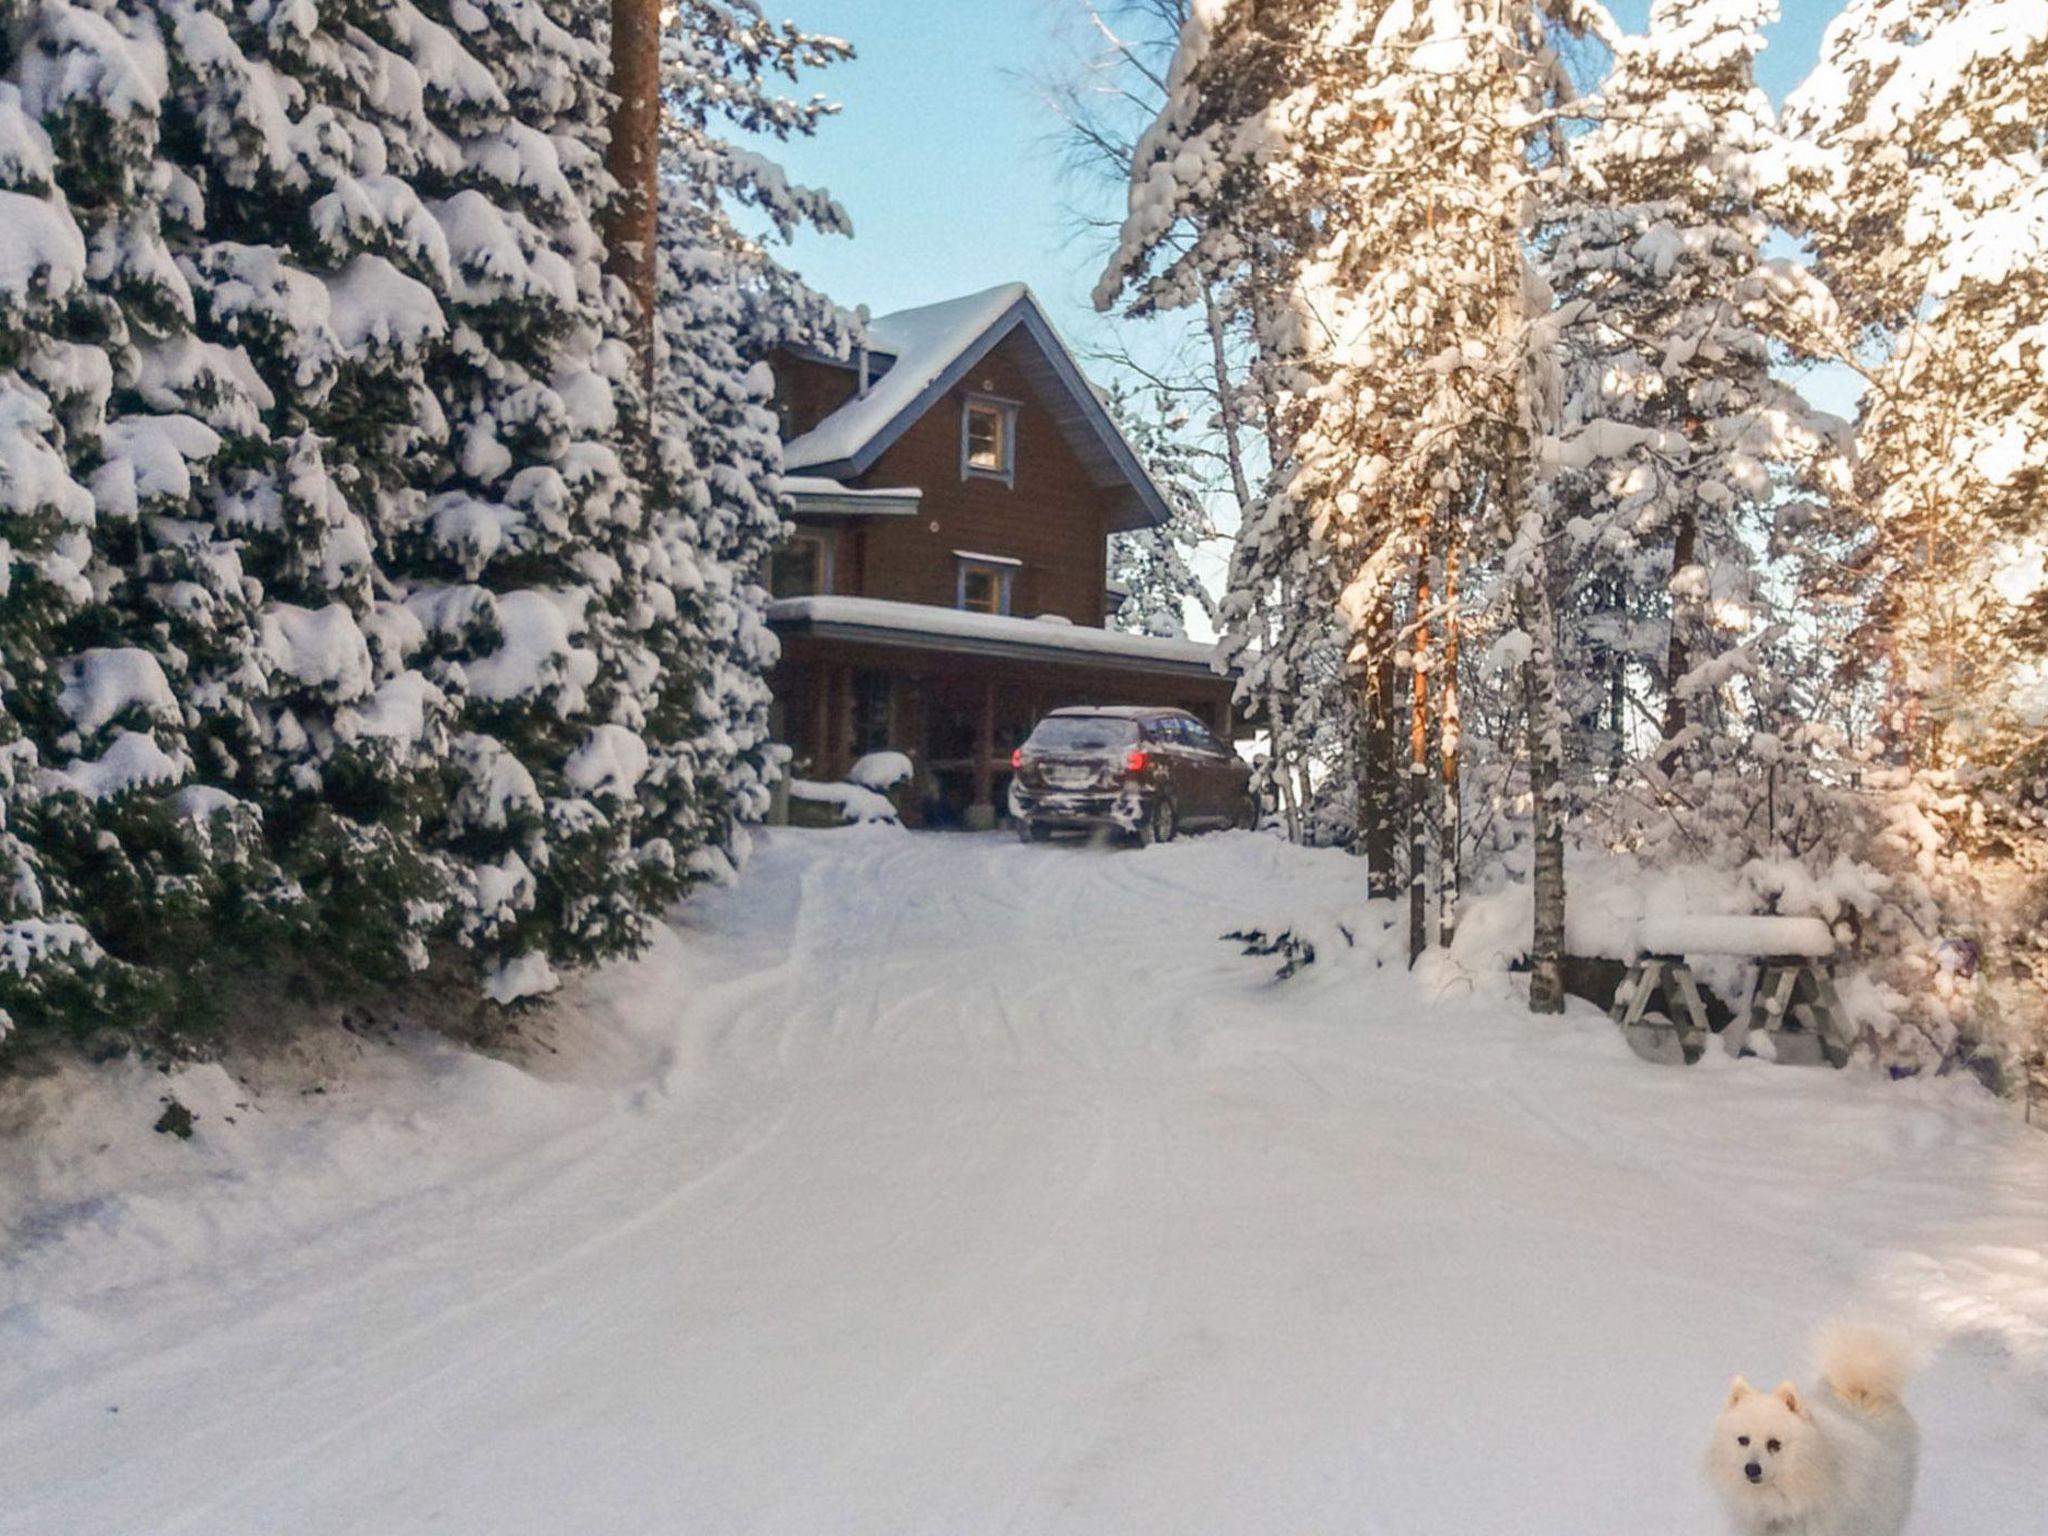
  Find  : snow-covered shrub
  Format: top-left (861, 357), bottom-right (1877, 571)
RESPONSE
top-left (846, 752), bottom-right (912, 793)
top-left (787, 779), bottom-right (901, 828)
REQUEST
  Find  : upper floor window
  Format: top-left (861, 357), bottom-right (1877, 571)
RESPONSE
top-left (771, 529), bottom-right (834, 598)
top-left (962, 397), bottom-right (1017, 484)
top-left (955, 551), bottom-right (1017, 616)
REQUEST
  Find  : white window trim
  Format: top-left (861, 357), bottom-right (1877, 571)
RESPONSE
top-left (960, 395), bottom-right (1018, 486)
top-left (955, 556), bottom-right (1016, 616)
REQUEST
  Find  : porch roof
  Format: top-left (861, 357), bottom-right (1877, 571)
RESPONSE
top-left (778, 475), bottom-right (923, 518)
top-left (765, 596), bottom-right (1227, 683)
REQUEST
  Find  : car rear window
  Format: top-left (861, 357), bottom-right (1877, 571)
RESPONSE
top-left (1027, 716), bottom-right (1140, 752)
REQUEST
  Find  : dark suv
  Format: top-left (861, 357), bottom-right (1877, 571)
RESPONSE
top-left (1008, 707), bottom-right (1255, 844)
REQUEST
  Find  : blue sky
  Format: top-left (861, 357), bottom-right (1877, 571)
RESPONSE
top-left (754, 1), bottom-right (1849, 361)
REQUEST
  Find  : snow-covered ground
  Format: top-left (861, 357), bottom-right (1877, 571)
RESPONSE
top-left (3, 830), bottom-right (2045, 1534)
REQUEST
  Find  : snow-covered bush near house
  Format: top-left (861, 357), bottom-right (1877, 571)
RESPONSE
top-left (846, 750), bottom-right (914, 792)
top-left (0, 0), bottom-right (850, 1053)
top-left (789, 778), bottom-right (902, 827)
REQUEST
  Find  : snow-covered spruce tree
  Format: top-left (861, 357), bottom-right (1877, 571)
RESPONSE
top-left (1, 0), bottom-right (308, 1049)
top-left (1537, 0), bottom-right (1843, 798)
top-left (110, 0), bottom-right (658, 1010)
top-left (649, 1), bottom-right (853, 880)
top-left (0, 0), bottom-right (841, 1051)
top-left (1107, 385), bottom-right (1218, 639)
top-left (0, 68), bottom-right (118, 1039)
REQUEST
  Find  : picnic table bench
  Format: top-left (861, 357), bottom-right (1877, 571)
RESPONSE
top-left (1612, 915), bottom-right (1850, 1067)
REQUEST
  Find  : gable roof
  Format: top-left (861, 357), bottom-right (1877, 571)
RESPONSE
top-left (781, 283), bottom-right (1171, 533)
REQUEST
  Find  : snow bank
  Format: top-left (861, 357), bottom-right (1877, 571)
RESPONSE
top-left (0, 832), bottom-right (2042, 1535)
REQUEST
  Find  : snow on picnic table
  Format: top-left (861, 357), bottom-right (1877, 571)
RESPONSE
top-left (1, 831), bottom-right (2045, 1535)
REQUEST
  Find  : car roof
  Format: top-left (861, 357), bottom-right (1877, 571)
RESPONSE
top-left (1044, 705), bottom-right (1198, 721)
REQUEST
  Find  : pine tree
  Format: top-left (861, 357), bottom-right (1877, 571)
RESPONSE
top-left (1777, 0), bottom-right (2048, 1082)
top-left (1098, 0), bottom-right (1611, 999)
top-left (1786, 0), bottom-right (2048, 772)
top-left (1539, 0), bottom-right (1842, 804)
top-left (1106, 386), bottom-right (1218, 639)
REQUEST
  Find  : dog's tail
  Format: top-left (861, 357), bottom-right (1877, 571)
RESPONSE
top-left (1816, 1323), bottom-right (1915, 1413)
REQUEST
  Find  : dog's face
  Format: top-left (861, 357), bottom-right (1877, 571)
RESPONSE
top-left (1706, 1377), bottom-right (1820, 1518)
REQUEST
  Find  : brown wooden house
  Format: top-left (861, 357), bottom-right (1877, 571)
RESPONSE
top-left (765, 283), bottom-right (1233, 828)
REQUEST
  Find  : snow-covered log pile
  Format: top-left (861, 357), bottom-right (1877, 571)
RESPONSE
top-left (0, 0), bottom-right (847, 1053)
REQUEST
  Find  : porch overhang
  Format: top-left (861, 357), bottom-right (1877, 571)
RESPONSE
top-left (778, 476), bottom-right (923, 519)
top-left (765, 596), bottom-right (1227, 684)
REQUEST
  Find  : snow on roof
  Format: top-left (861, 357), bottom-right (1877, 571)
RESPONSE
top-left (777, 282), bottom-right (1171, 532)
top-left (779, 475), bottom-right (922, 516)
top-left (765, 595), bottom-right (1222, 675)
top-left (783, 284), bottom-right (1028, 472)
top-left (779, 475), bottom-right (921, 501)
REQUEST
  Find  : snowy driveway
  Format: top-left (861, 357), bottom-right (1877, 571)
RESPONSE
top-left (3, 830), bottom-right (2046, 1534)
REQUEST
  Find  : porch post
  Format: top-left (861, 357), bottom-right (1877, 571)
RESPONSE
top-left (810, 666), bottom-right (832, 779)
top-left (967, 679), bottom-right (997, 830)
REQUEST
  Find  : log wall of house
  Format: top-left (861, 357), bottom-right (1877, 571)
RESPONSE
top-left (776, 334), bottom-right (1118, 626)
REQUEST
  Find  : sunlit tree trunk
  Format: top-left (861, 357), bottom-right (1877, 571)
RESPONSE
top-left (606, 0), bottom-right (662, 395)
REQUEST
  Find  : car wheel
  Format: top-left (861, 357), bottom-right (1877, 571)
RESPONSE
top-left (1137, 794), bottom-right (1177, 846)
top-left (1017, 818), bottom-right (1049, 843)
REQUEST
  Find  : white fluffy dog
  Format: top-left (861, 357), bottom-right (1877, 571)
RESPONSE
top-left (1704, 1326), bottom-right (1920, 1536)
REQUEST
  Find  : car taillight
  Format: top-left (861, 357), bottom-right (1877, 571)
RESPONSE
top-left (1125, 749), bottom-right (1149, 774)
top-left (1010, 748), bottom-right (1024, 770)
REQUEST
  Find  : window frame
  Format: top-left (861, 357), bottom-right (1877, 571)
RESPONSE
top-left (960, 395), bottom-right (1019, 485)
top-left (954, 556), bottom-right (1016, 616)
top-left (769, 526), bottom-right (836, 599)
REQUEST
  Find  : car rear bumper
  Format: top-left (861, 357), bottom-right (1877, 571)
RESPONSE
top-left (1008, 782), bottom-right (1146, 831)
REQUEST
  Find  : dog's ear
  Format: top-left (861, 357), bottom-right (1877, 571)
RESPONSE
top-left (1772, 1381), bottom-right (1804, 1416)
top-left (1726, 1376), bottom-right (1753, 1408)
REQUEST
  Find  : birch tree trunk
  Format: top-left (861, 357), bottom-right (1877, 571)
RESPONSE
top-left (1507, 431), bottom-right (1567, 1013)
top-left (605, 0), bottom-right (662, 396)
top-left (1407, 524), bottom-right (1432, 966)
top-left (1439, 523), bottom-right (1463, 947)
top-left (1362, 591), bottom-right (1400, 895)
top-left (1659, 503), bottom-right (1698, 747)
